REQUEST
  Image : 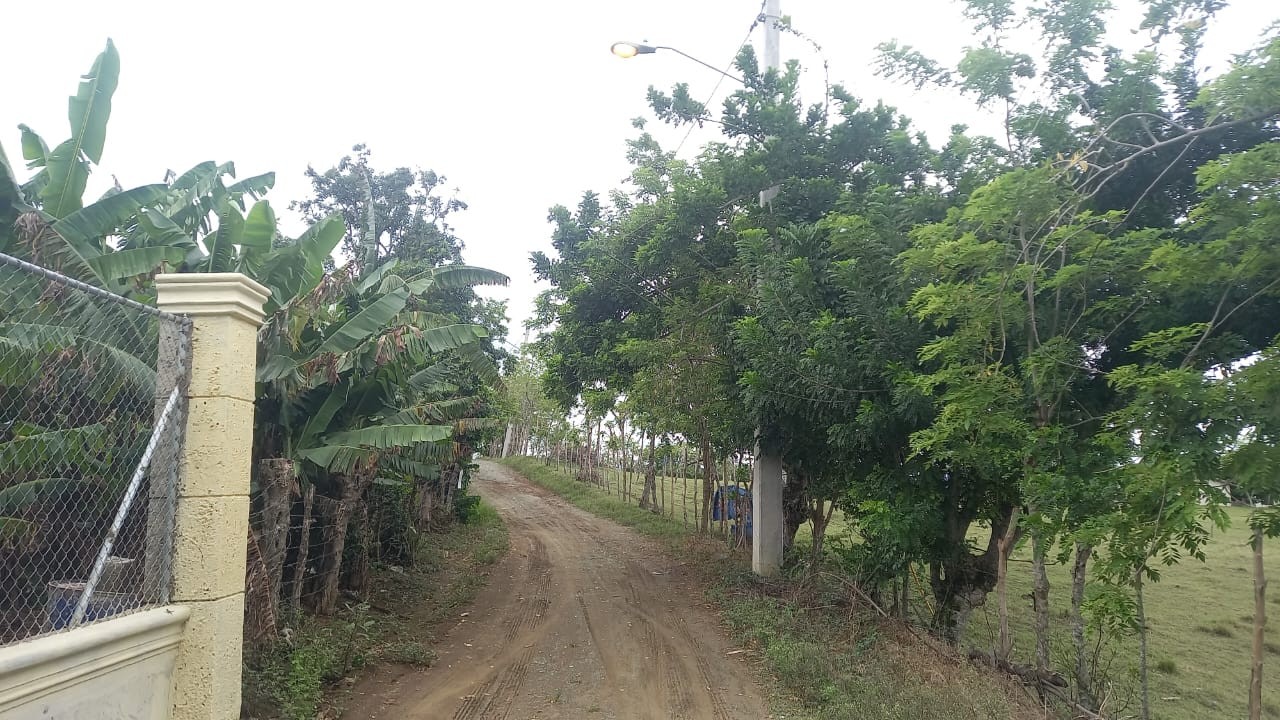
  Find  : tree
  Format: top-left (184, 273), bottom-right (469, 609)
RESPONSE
top-left (3, 42), bottom-right (512, 634)
top-left (293, 145), bottom-right (466, 272)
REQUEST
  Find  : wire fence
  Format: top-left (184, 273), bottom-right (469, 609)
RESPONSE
top-left (538, 453), bottom-right (756, 550)
top-left (243, 471), bottom-right (422, 645)
top-left (0, 252), bottom-right (190, 645)
top-left (244, 476), bottom-right (346, 645)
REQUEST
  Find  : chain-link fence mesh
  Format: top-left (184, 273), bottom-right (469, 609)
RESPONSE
top-left (0, 252), bottom-right (190, 645)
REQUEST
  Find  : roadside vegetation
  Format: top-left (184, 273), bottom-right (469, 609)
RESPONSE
top-left (242, 500), bottom-right (507, 720)
top-left (496, 2), bottom-right (1280, 719)
top-left (2, 44), bottom-right (510, 720)
top-left (502, 457), bottom-right (1041, 720)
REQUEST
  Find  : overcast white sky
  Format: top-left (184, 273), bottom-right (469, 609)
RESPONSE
top-left (3, 0), bottom-right (1274, 338)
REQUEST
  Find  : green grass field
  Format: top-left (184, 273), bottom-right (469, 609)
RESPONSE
top-left (796, 504), bottom-right (1273, 720)
top-left (964, 505), bottom-right (1277, 720)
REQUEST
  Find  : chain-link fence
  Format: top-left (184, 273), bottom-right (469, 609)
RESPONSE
top-left (0, 252), bottom-right (191, 645)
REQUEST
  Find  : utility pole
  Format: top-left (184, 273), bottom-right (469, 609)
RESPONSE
top-left (752, 0), bottom-right (785, 577)
top-left (763, 0), bottom-right (781, 76)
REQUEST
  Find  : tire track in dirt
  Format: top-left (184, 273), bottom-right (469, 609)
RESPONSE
top-left (342, 460), bottom-right (768, 720)
top-left (503, 536), bottom-right (551, 643)
top-left (675, 617), bottom-right (734, 720)
top-left (450, 646), bottom-right (535, 720)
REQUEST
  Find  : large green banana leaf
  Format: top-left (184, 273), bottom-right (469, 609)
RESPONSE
top-left (408, 360), bottom-right (454, 390)
top-left (322, 424), bottom-right (453, 448)
top-left (236, 200), bottom-right (276, 276)
top-left (0, 518), bottom-right (37, 545)
top-left (258, 214), bottom-right (344, 309)
top-left (54, 183), bottom-right (168, 249)
top-left (240, 200), bottom-right (276, 254)
top-left (400, 324), bottom-right (488, 358)
top-left (17, 125), bottom-right (49, 169)
top-left (227, 172), bottom-right (275, 202)
top-left (16, 126), bottom-right (50, 201)
top-left (299, 424), bottom-right (453, 472)
top-left (0, 424), bottom-right (109, 475)
top-left (40, 40), bottom-right (120, 219)
top-left (405, 265), bottom-right (509, 294)
top-left (136, 207), bottom-right (196, 249)
top-left (0, 478), bottom-right (85, 516)
top-left (455, 341), bottom-right (501, 385)
top-left (0, 143), bottom-right (30, 249)
top-left (202, 200), bottom-right (244, 272)
top-left (355, 259), bottom-right (401, 294)
top-left (88, 246), bottom-right (187, 283)
top-left (297, 381), bottom-right (350, 448)
top-left (315, 286), bottom-right (410, 357)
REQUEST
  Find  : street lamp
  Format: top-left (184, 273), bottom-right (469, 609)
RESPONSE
top-left (609, 41), bottom-right (744, 85)
top-left (610, 41), bottom-right (657, 59)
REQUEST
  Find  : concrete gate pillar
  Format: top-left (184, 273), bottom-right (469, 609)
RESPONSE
top-left (155, 273), bottom-right (269, 720)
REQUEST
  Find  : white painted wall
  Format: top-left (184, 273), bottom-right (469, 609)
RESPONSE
top-left (0, 606), bottom-right (189, 720)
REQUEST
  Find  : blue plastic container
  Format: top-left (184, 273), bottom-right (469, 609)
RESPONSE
top-left (46, 582), bottom-right (139, 630)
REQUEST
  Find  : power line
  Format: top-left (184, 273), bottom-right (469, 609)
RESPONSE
top-left (672, 0), bottom-right (767, 158)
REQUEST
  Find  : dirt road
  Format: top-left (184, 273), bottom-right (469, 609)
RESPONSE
top-left (342, 460), bottom-right (770, 720)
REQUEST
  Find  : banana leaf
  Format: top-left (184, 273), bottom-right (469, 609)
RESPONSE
top-left (0, 478), bottom-right (85, 515)
top-left (405, 265), bottom-right (509, 295)
top-left (54, 183), bottom-right (168, 250)
top-left (40, 40), bottom-right (120, 219)
top-left (315, 286), bottom-right (410, 357)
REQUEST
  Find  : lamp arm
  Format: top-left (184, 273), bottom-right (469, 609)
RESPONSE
top-left (655, 46), bottom-right (745, 85)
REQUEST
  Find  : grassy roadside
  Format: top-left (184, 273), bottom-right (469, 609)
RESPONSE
top-left (242, 499), bottom-right (509, 720)
top-left (500, 457), bottom-right (1041, 720)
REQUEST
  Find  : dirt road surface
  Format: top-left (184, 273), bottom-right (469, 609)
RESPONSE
top-left (342, 460), bottom-right (770, 720)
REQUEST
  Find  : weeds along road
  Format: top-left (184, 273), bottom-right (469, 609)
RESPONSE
top-left (343, 460), bottom-right (770, 720)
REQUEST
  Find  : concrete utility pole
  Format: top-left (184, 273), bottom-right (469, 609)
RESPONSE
top-left (753, 0), bottom-right (785, 577)
top-left (763, 0), bottom-right (781, 78)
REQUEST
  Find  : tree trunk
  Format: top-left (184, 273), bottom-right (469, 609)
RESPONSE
top-left (996, 507), bottom-right (1022, 663)
top-left (344, 488), bottom-right (372, 598)
top-left (1136, 567), bottom-right (1150, 720)
top-left (900, 575), bottom-right (910, 620)
top-left (315, 485), bottom-right (356, 616)
top-left (501, 422), bottom-right (514, 458)
top-left (782, 466), bottom-right (808, 551)
top-left (682, 445), bottom-right (690, 528)
top-left (244, 525), bottom-right (277, 645)
top-left (595, 419), bottom-right (604, 470)
top-left (1251, 528), bottom-right (1266, 720)
top-left (810, 499), bottom-right (834, 565)
top-left (659, 445), bottom-right (666, 514)
top-left (1031, 530), bottom-right (1051, 673)
top-left (255, 458), bottom-right (294, 609)
top-left (640, 433), bottom-right (657, 510)
top-left (718, 458), bottom-right (728, 538)
top-left (1071, 542), bottom-right (1095, 711)
top-left (289, 485), bottom-right (315, 613)
top-left (930, 495), bottom-right (1010, 644)
top-left (582, 417), bottom-right (594, 483)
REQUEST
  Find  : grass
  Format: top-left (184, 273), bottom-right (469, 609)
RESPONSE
top-left (514, 459), bottom-right (692, 540)
top-left (964, 504), bottom-right (1278, 720)
top-left (718, 478), bottom-right (1273, 720)
top-left (501, 457), bottom-right (1043, 720)
top-left (241, 497), bottom-right (509, 720)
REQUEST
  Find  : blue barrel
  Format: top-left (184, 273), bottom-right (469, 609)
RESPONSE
top-left (46, 582), bottom-right (139, 630)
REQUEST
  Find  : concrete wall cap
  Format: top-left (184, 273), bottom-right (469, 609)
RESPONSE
top-left (0, 606), bottom-right (190, 676)
top-left (155, 273), bottom-right (272, 326)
